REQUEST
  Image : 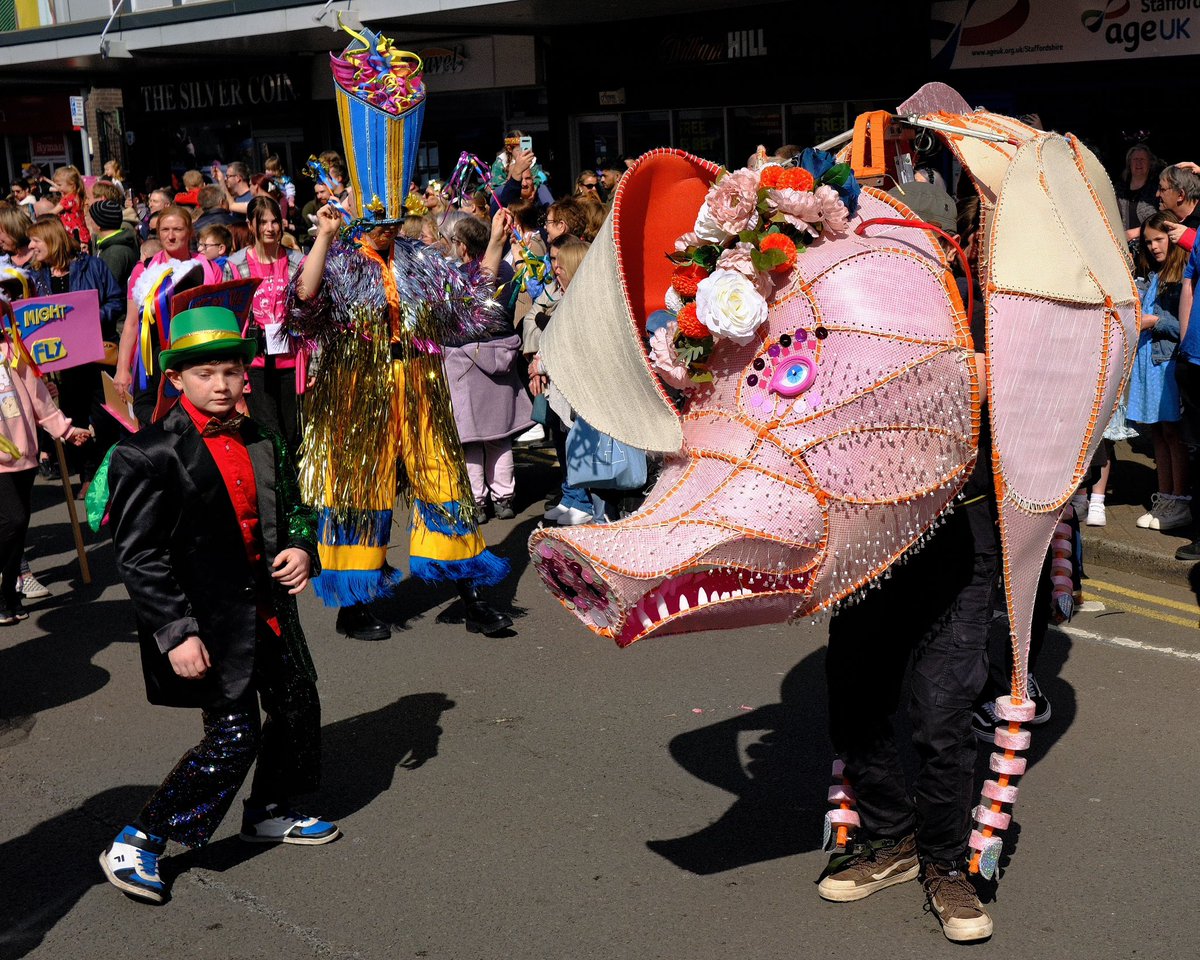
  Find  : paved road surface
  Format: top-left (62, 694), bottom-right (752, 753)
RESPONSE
top-left (2, 467), bottom-right (1198, 960)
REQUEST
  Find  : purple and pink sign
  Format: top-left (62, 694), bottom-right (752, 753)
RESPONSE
top-left (9, 289), bottom-right (104, 373)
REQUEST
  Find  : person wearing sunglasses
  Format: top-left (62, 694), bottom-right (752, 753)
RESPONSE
top-left (574, 171), bottom-right (601, 200)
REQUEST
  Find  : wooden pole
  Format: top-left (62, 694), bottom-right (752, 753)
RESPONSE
top-left (53, 437), bottom-right (91, 585)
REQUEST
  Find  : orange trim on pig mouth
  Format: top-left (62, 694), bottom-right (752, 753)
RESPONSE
top-left (531, 539), bottom-right (811, 648)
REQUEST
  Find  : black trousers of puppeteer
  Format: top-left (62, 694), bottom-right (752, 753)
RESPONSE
top-left (826, 495), bottom-right (999, 865)
top-left (137, 621), bottom-right (321, 847)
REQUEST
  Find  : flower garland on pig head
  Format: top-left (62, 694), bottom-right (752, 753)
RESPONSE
top-left (653, 149), bottom-right (861, 388)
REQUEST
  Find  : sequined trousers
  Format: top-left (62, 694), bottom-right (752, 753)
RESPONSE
top-left (138, 625), bottom-right (321, 847)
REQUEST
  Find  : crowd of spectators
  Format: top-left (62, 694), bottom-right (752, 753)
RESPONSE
top-left (8, 126), bottom-right (1200, 618)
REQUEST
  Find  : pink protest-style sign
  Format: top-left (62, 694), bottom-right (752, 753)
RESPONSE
top-left (9, 289), bottom-right (103, 373)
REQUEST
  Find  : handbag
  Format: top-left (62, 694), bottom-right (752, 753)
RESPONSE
top-left (566, 416), bottom-right (648, 491)
top-left (530, 392), bottom-right (549, 426)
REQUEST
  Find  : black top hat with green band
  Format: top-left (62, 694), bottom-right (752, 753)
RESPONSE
top-left (159, 306), bottom-right (257, 370)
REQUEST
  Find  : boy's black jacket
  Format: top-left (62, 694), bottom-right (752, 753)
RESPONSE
top-left (108, 402), bottom-right (320, 710)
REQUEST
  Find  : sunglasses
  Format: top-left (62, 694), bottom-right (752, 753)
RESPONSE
top-left (582, 182), bottom-right (599, 190)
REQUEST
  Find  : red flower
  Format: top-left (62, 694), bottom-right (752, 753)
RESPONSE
top-left (779, 167), bottom-right (815, 192)
top-left (676, 302), bottom-right (707, 339)
top-left (758, 165), bottom-right (784, 190)
top-left (672, 263), bottom-right (709, 299)
top-left (759, 232), bottom-right (798, 272)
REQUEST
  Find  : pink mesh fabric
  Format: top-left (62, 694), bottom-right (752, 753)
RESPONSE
top-left (803, 428), bottom-right (973, 502)
top-left (989, 294), bottom-right (1106, 507)
top-left (775, 351), bottom-right (974, 451)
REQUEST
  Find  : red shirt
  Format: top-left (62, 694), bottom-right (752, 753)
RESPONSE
top-left (181, 396), bottom-right (279, 634)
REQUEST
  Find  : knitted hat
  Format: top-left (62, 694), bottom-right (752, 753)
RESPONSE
top-left (90, 198), bottom-right (123, 231)
top-left (159, 305), bottom-right (257, 370)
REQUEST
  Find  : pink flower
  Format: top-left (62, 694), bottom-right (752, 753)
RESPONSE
top-left (705, 168), bottom-right (761, 235)
top-left (649, 321), bottom-right (691, 389)
top-left (766, 187), bottom-right (824, 235)
top-left (815, 184), bottom-right (850, 236)
top-left (716, 242), bottom-right (773, 299)
top-left (675, 230), bottom-right (703, 252)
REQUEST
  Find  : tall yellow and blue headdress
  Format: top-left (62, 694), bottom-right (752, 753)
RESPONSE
top-left (322, 21), bottom-right (425, 228)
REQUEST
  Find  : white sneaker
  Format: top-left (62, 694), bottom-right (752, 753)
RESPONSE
top-left (556, 506), bottom-right (594, 526)
top-left (1149, 497), bottom-right (1192, 531)
top-left (515, 424), bottom-right (544, 444)
top-left (1086, 498), bottom-right (1106, 527)
top-left (239, 802), bottom-right (340, 845)
top-left (99, 825), bottom-right (167, 903)
top-left (1136, 493), bottom-right (1165, 529)
top-left (543, 504), bottom-right (568, 521)
top-left (16, 571), bottom-right (50, 599)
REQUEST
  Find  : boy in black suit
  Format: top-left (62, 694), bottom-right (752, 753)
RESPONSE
top-left (101, 305), bottom-right (338, 904)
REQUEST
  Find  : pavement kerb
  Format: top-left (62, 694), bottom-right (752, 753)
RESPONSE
top-left (1082, 526), bottom-right (1198, 590)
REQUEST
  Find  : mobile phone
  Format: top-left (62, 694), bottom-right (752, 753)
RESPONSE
top-left (519, 135), bottom-right (533, 153)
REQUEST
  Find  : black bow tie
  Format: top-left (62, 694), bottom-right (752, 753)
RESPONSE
top-left (200, 414), bottom-right (246, 437)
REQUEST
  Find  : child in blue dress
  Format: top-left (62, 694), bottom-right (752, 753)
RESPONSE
top-left (1128, 211), bottom-right (1190, 532)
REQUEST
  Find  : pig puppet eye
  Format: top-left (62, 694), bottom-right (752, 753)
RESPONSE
top-left (769, 357), bottom-right (816, 397)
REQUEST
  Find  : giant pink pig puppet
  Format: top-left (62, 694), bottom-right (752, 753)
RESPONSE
top-left (530, 95), bottom-right (1137, 878)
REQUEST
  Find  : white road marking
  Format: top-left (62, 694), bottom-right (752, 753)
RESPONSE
top-left (1055, 624), bottom-right (1200, 662)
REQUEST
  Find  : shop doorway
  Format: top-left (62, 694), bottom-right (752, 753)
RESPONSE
top-left (253, 128), bottom-right (306, 178)
top-left (574, 114), bottom-right (620, 173)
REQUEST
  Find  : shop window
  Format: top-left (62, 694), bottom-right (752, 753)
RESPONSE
top-left (673, 108), bottom-right (725, 167)
top-left (786, 102), bottom-right (848, 151)
top-left (621, 110), bottom-right (670, 160)
top-left (729, 105), bottom-right (783, 166)
top-left (575, 115), bottom-right (619, 172)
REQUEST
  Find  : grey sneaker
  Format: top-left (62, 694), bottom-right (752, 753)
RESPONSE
top-left (922, 861), bottom-right (993, 942)
top-left (1148, 496), bottom-right (1191, 531)
top-left (817, 833), bottom-right (919, 902)
top-left (1136, 493), bottom-right (1165, 529)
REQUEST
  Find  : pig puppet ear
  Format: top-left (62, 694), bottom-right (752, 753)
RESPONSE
top-left (539, 149), bottom-right (721, 454)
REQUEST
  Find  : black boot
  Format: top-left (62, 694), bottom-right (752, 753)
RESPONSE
top-left (455, 580), bottom-right (512, 636)
top-left (335, 604), bottom-right (391, 641)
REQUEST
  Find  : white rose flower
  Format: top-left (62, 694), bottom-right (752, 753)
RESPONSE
top-left (695, 269), bottom-right (768, 345)
top-left (693, 200), bottom-right (731, 244)
top-left (664, 285), bottom-right (685, 313)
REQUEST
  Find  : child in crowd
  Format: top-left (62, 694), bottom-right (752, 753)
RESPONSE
top-left (197, 224), bottom-right (233, 267)
top-left (46, 165), bottom-right (90, 246)
top-left (101, 306), bottom-right (337, 904)
top-left (1129, 211), bottom-right (1189, 532)
top-left (0, 302), bottom-right (90, 623)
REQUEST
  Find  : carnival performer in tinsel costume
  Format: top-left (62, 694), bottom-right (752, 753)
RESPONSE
top-left (288, 24), bottom-right (512, 641)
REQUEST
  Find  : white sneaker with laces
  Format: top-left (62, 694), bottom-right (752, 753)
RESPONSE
top-left (543, 504), bottom-right (568, 521)
top-left (239, 803), bottom-right (340, 845)
top-left (16, 571), bottom-right (50, 599)
top-left (556, 506), bottom-right (594, 526)
top-left (99, 825), bottom-right (167, 903)
top-left (1149, 496), bottom-right (1192, 531)
top-left (514, 424), bottom-right (544, 444)
top-left (1086, 498), bottom-right (1106, 526)
top-left (1136, 493), bottom-right (1165, 529)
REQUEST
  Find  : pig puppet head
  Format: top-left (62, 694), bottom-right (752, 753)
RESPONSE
top-left (531, 95), bottom-right (1138, 878)
top-left (531, 149), bottom-right (980, 647)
